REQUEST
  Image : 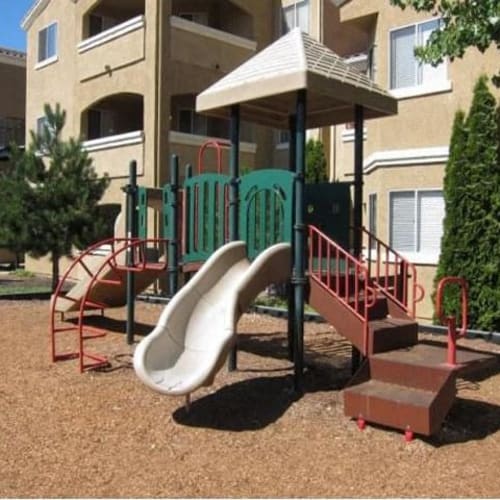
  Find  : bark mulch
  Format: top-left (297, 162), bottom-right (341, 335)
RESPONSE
top-left (0, 299), bottom-right (499, 498)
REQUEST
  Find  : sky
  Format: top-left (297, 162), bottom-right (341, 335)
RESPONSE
top-left (0, 0), bottom-right (34, 52)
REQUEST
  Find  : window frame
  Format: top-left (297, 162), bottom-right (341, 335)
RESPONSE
top-left (388, 188), bottom-right (444, 264)
top-left (281, 0), bottom-right (310, 34)
top-left (388, 17), bottom-right (451, 99)
top-left (177, 108), bottom-right (207, 136)
top-left (36, 21), bottom-right (58, 68)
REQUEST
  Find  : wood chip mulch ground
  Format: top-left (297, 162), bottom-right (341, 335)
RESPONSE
top-left (0, 299), bottom-right (499, 498)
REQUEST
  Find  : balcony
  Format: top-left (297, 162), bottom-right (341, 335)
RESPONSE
top-left (170, 16), bottom-right (257, 93)
top-left (81, 93), bottom-right (144, 178)
top-left (77, 15), bottom-right (145, 82)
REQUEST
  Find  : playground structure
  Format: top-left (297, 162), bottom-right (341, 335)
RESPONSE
top-left (50, 29), bottom-right (491, 439)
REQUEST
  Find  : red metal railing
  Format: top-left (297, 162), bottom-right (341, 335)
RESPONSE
top-left (435, 276), bottom-right (468, 366)
top-left (360, 227), bottom-right (424, 318)
top-left (50, 237), bottom-right (168, 372)
top-left (197, 139), bottom-right (230, 174)
top-left (308, 225), bottom-right (376, 355)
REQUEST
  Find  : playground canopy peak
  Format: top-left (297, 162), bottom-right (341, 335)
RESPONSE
top-left (196, 28), bottom-right (397, 129)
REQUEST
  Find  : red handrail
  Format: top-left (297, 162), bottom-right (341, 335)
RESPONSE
top-left (50, 237), bottom-right (168, 371)
top-left (308, 225), bottom-right (376, 355)
top-left (360, 226), bottom-right (424, 318)
top-left (197, 139), bottom-right (230, 175)
top-left (435, 276), bottom-right (468, 366)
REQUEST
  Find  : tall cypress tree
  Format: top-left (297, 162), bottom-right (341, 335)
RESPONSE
top-left (0, 104), bottom-right (110, 290)
top-left (433, 110), bottom-right (467, 318)
top-left (434, 76), bottom-right (500, 330)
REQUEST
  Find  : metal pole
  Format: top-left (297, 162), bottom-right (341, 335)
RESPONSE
top-left (293, 90), bottom-right (306, 392)
top-left (287, 115), bottom-right (297, 362)
top-left (169, 155), bottom-right (179, 297)
top-left (228, 104), bottom-right (240, 372)
top-left (352, 104), bottom-right (364, 372)
top-left (126, 160), bottom-right (137, 345)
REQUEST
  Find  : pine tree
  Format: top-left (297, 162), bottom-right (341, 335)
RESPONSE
top-left (305, 138), bottom-right (328, 183)
top-left (434, 76), bottom-right (500, 330)
top-left (0, 104), bottom-right (110, 290)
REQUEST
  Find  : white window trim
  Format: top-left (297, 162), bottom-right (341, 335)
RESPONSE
top-left (388, 187), bottom-right (443, 265)
top-left (34, 54), bottom-right (58, 70)
top-left (78, 15), bottom-right (145, 53)
top-left (390, 80), bottom-right (452, 100)
top-left (37, 21), bottom-right (58, 66)
top-left (170, 16), bottom-right (257, 51)
top-left (341, 127), bottom-right (367, 143)
top-left (388, 17), bottom-right (450, 98)
top-left (82, 130), bottom-right (144, 152)
top-left (169, 131), bottom-right (257, 154)
top-left (281, 0), bottom-right (310, 34)
top-left (363, 146), bottom-right (449, 173)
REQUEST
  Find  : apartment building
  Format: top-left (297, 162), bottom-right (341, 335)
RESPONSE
top-left (0, 46), bottom-right (26, 265)
top-left (0, 47), bottom-right (26, 159)
top-left (274, 0), bottom-right (499, 320)
top-left (22, 0), bottom-right (498, 318)
top-left (22, 0), bottom-right (282, 273)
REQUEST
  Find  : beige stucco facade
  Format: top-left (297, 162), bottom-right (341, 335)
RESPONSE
top-left (22, 0), bottom-right (500, 320)
top-left (23, 0), bottom-right (279, 275)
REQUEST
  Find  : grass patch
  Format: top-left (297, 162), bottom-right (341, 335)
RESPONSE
top-left (254, 295), bottom-right (317, 314)
top-left (9, 269), bottom-right (35, 278)
top-left (0, 284), bottom-right (51, 295)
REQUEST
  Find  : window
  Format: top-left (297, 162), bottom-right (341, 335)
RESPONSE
top-left (0, 117), bottom-right (25, 147)
top-left (178, 109), bottom-right (207, 136)
top-left (179, 12), bottom-right (208, 25)
top-left (38, 22), bottom-right (58, 63)
top-left (390, 19), bottom-right (448, 94)
top-left (389, 190), bottom-right (444, 261)
top-left (282, 0), bottom-right (309, 34)
top-left (88, 109), bottom-right (116, 140)
top-left (89, 15), bottom-right (119, 37)
top-left (368, 193), bottom-right (377, 242)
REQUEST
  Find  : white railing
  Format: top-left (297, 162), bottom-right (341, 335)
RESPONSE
top-left (82, 130), bottom-right (143, 153)
top-left (78, 15), bottom-right (145, 54)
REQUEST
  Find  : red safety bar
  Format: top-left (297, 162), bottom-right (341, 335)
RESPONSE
top-left (435, 276), bottom-right (468, 366)
top-left (50, 237), bottom-right (168, 372)
top-left (360, 227), bottom-right (424, 318)
top-left (309, 225), bottom-right (376, 355)
top-left (197, 139), bottom-right (231, 174)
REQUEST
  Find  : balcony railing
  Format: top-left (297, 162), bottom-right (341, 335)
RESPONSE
top-left (77, 15), bottom-right (145, 81)
top-left (83, 131), bottom-right (144, 178)
top-left (78, 15), bottom-right (145, 53)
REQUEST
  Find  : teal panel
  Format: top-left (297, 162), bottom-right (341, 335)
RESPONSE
top-left (183, 173), bottom-right (231, 263)
top-left (162, 184), bottom-right (174, 240)
top-left (305, 182), bottom-right (351, 250)
top-left (240, 169), bottom-right (294, 260)
top-left (137, 186), bottom-right (148, 240)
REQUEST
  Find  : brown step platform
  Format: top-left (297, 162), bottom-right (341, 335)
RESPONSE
top-left (343, 377), bottom-right (455, 436)
top-left (369, 317), bottom-right (418, 354)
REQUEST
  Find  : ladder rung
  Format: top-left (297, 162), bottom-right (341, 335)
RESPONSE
top-left (83, 299), bottom-right (108, 309)
top-left (96, 278), bottom-right (122, 286)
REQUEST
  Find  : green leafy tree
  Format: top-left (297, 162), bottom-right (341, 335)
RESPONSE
top-left (391, 0), bottom-right (500, 86)
top-left (0, 104), bottom-right (110, 291)
top-left (434, 76), bottom-right (500, 330)
top-left (305, 138), bottom-right (328, 183)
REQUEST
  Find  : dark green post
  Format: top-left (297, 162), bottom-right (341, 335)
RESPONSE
top-left (287, 115), bottom-right (297, 362)
top-left (228, 104), bottom-right (240, 372)
top-left (169, 155), bottom-right (179, 297)
top-left (352, 104), bottom-right (364, 372)
top-left (125, 160), bottom-right (138, 345)
top-left (293, 90), bottom-right (306, 392)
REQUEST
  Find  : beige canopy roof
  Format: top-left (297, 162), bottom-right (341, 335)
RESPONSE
top-left (196, 28), bottom-right (397, 129)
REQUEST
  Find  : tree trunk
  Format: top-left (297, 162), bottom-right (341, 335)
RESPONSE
top-left (51, 252), bottom-right (60, 293)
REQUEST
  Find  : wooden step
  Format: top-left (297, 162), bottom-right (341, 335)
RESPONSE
top-left (369, 317), bottom-right (418, 354)
top-left (344, 378), bottom-right (453, 435)
top-left (344, 345), bottom-right (458, 436)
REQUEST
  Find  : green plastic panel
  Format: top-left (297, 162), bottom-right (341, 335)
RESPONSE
top-left (305, 182), bottom-right (351, 250)
top-left (137, 186), bottom-right (148, 240)
top-left (162, 184), bottom-right (175, 240)
top-left (240, 169), bottom-right (294, 260)
top-left (183, 173), bottom-right (231, 263)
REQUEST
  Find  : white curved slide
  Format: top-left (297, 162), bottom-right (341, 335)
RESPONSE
top-left (133, 241), bottom-right (291, 396)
